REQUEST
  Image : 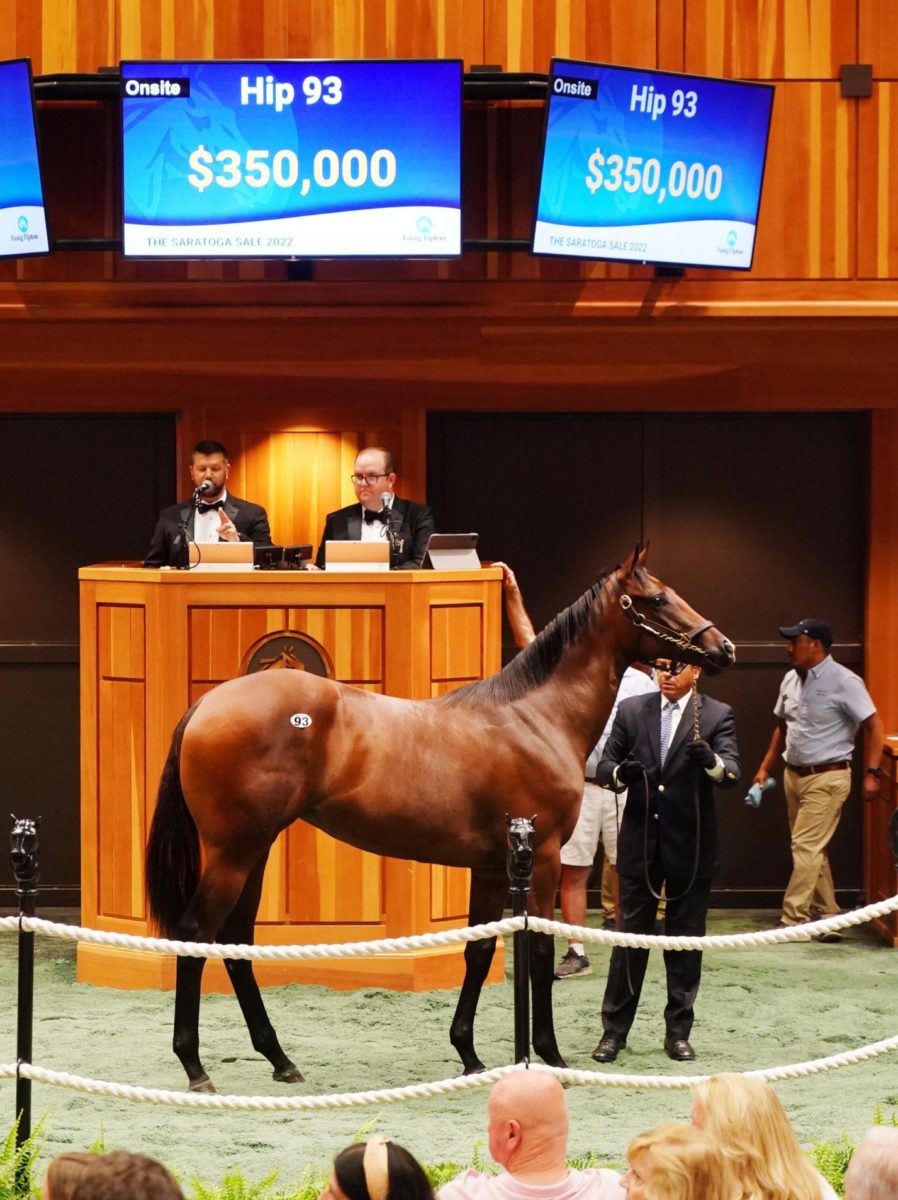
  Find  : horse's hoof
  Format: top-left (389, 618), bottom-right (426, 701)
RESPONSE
top-left (533, 1044), bottom-right (567, 1069)
top-left (273, 1064), bottom-right (305, 1084)
top-left (187, 1075), bottom-right (217, 1094)
top-left (462, 1060), bottom-right (487, 1076)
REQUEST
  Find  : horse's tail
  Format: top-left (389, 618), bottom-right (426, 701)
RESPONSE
top-left (146, 705), bottom-right (201, 937)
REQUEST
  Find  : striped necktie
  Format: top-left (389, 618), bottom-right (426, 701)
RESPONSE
top-left (660, 699), bottom-right (678, 767)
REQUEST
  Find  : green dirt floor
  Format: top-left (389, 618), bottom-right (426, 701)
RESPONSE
top-left (1, 909), bottom-right (896, 1191)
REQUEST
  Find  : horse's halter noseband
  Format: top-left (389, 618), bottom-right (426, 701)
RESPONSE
top-left (608, 571), bottom-right (715, 663)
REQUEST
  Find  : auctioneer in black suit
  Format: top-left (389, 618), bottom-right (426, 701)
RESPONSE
top-left (143, 495), bottom-right (272, 568)
top-left (314, 497), bottom-right (435, 570)
top-left (594, 689), bottom-right (740, 1047)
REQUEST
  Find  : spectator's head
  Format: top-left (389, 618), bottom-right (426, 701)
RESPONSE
top-left (623, 1122), bottom-right (732, 1200)
top-left (323, 1138), bottom-right (433, 1200)
top-left (486, 1069), bottom-right (569, 1174)
top-left (844, 1127), bottom-right (898, 1200)
top-left (189, 440), bottom-right (230, 500)
top-left (65, 1150), bottom-right (183, 1199)
top-left (692, 1073), bottom-right (821, 1200)
top-left (351, 447), bottom-right (396, 510)
top-left (41, 1151), bottom-right (95, 1200)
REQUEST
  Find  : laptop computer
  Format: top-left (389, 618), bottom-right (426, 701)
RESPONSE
top-left (187, 541), bottom-right (255, 570)
top-left (426, 533), bottom-right (480, 570)
top-left (325, 540), bottom-right (390, 571)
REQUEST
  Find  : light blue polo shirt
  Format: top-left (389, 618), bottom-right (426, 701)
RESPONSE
top-left (774, 654), bottom-right (876, 766)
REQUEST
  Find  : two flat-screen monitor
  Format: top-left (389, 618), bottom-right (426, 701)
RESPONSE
top-left (120, 59), bottom-right (463, 259)
top-left (533, 58), bottom-right (775, 270)
top-left (0, 58), bottom-right (50, 258)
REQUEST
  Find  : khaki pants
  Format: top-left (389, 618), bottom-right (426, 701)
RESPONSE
top-left (782, 766), bottom-right (850, 924)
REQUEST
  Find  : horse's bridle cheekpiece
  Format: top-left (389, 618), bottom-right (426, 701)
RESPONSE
top-left (613, 581), bottom-right (715, 663)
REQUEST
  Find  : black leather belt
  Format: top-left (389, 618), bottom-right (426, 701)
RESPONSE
top-left (787, 760), bottom-right (850, 778)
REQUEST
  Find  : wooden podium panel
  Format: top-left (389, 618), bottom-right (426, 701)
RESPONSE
top-left (78, 565), bottom-right (505, 992)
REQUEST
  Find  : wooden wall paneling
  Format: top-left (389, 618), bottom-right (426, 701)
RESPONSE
top-left (657, 0), bottom-right (686, 73)
top-left (430, 863), bottom-right (470, 921)
top-left (429, 603), bottom-right (483, 691)
top-left (859, 0), bottom-right (898, 76)
top-left (189, 605), bottom-right (287, 684)
top-left (483, 0), bottom-right (658, 73)
top-left (97, 604), bottom-right (146, 921)
top-left (684, 0), bottom-right (856, 80)
top-left (857, 84), bottom-right (898, 280)
top-left (286, 606), bottom-right (384, 683)
top-left (36, 0), bottom-right (115, 75)
top-left (868, 409), bottom-right (898, 734)
top-left (283, 822), bottom-right (385, 924)
top-left (725, 82), bottom-right (855, 280)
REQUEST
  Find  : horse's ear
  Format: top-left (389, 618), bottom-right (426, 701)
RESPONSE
top-left (621, 544), bottom-right (641, 577)
top-left (637, 542), bottom-right (649, 568)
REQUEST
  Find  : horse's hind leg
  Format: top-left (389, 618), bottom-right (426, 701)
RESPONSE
top-left (173, 955), bottom-right (214, 1092)
top-left (449, 873), bottom-right (505, 1074)
top-left (219, 854), bottom-right (304, 1084)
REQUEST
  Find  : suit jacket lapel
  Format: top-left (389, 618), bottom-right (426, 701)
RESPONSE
top-left (643, 692), bottom-right (662, 767)
top-left (179, 504), bottom-right (195, 536)
top-left (346, 509), bottom-right (363, 540)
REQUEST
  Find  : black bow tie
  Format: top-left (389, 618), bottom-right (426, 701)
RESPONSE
top-left (196, 500), bottom-right (225, 514)
top-left (363, 508), bottom-right (388, 524)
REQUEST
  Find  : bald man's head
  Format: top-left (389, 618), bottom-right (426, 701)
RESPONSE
top-left (487, 1071), bottom-right (569, 1175)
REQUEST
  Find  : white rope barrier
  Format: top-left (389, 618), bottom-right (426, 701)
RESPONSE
top-left (2, 891), bottom-right (897, 957)
top-left (3, 1031), bottom-right (898, 1111)
top-left (1, 895), bottom-right (895, 1114)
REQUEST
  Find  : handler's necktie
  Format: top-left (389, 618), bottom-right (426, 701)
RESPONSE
top-left (659, 699), bottom-right (677, 767)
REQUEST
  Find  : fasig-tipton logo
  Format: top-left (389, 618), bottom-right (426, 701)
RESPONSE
top-left (11, 214), bottom-right (38, 244)
top-left (122, 76), bottom-right (191, 98)
top-left (402, 213), bottom-right (447, 245)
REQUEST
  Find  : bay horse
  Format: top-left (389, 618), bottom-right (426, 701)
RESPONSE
top-left (145, 546), bottom-right (734, 1091)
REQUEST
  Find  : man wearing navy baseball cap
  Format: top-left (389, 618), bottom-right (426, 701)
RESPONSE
top-left (752, 618), bottom-right (883, 940)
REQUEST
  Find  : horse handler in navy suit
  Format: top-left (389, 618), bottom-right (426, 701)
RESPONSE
top-left (591, 658), bottom-right (740, 1064)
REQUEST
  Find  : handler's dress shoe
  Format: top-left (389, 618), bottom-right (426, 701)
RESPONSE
top-left (592, 1033), bottom-right (626, 1063)
top-left (664, 1037), bottom-right (695, 1061)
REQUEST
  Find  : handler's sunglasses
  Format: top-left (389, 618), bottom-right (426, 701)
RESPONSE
top-left (656, 661), bottom-right (687, 676)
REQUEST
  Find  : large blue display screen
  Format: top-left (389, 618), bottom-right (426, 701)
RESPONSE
top-left (121, 59), bottom-right (462, 258)
top-left (533, 59), bottom-right (774, 270)
top-left (0, 58), bottom-right (50, 258)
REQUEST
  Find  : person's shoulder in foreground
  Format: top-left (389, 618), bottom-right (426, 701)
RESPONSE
top-left (438, 1167), bottom-right (624, 1200)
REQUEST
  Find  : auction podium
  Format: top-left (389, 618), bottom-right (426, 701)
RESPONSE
top-left (78, 564), bottom-right (505, 992)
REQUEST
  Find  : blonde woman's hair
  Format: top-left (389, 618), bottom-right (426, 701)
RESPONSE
top-left (627, 1122), bottom-right (734, 1200)
top-left (692, 1074), bottom-right (821, 1200)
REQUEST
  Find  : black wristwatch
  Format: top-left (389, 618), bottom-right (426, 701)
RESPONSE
top-left (865, 766), bottom-right (883, 778)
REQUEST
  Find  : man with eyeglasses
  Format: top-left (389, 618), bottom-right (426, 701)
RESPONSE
top-left (313, 446), bottom-right (434, 570)
top-left (591, 658), bottom-right (740, 1065)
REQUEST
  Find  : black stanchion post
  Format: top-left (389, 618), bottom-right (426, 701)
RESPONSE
top-left (506, 815), bottom-right (536, 1064)
top-left (9, 815), bottom-right (40, 1190)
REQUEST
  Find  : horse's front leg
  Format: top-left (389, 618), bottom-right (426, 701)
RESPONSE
top-left (449, 872), bottom-right (506, 1074)
top-left (530, 855), bottom-right (567, 1068)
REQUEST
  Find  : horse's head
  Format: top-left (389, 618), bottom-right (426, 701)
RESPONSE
top-left (610, 545), bottom-right (735, 676)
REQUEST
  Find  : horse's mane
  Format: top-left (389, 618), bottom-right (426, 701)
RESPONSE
top-left (443, 571), bottom-right (613, 707)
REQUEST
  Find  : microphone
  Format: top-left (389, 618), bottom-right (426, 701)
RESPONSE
top-left (193, 478), bottom-right (215, 499)
top-left (379, 491), bottom-right (394, 516)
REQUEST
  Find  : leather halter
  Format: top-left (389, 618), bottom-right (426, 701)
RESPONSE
top-left (608, 573), bottom-right (715, 662)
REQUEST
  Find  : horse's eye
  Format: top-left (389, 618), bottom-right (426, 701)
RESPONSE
top-left (651, 593), bottom-right (668, 609)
